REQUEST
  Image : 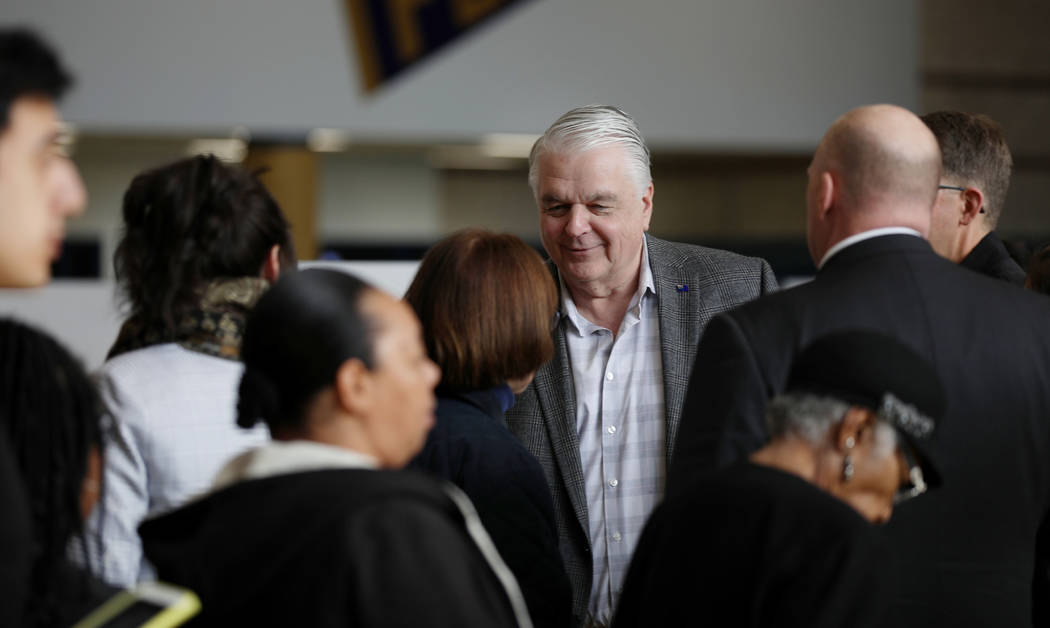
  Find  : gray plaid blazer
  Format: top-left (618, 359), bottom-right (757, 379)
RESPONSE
top-left (506, 234), bottom-right (778, 624)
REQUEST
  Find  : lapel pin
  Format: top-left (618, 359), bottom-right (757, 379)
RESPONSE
top-left (676, 284), bottom-right (689, 292)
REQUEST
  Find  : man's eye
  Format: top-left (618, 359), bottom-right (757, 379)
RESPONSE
top-left (545, 205), bottom-right (569, 214)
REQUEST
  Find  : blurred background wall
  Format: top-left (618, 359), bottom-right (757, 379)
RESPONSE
top-left (2, 0), bottom-right (1048, 366)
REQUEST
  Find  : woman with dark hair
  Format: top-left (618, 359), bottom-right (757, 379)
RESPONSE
top-left (138, 269), bottom-right (531, 627)
top-left (85, 154), bottom-right (296, 587)
top-left (0, 318), bottom-right (115, 627)
top-left (406, 229), bottom-right (572, 628)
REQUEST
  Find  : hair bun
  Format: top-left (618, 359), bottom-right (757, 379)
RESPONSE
top-left (236, 366), bottom-right (280, 429)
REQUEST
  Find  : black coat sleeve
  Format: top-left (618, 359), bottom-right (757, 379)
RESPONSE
top-left (344, 500), bottom-right (519, 628)
top-left (417, 433), bottom-right (572, 628)
top-left (667, 313), bottom-right (772, 497)
top-left (462, 447), bottom-right (572, 628)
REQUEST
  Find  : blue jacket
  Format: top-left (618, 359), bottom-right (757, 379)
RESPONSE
top-left (412, 386), bottom-right (572, 628)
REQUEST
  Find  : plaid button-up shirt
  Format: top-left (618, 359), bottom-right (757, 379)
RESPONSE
top-left (560, 245), bottom-right (665, 621)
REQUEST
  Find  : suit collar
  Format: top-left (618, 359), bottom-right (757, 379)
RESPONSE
top-left (819, 232), bottom-right (934, 273)
top-left (645, 234), bottom-right (699, 462)
top-left (529, 321), bottom-right (589, 537)
top-left (439, 385), bottom-right (515, 421)
top-left (818, 227), bottom-right (922, 269)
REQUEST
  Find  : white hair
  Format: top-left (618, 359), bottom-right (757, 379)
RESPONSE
top-left (767, 393), bottom-right (897, 456)
top-left (527, 104), bottom-right (652, 197)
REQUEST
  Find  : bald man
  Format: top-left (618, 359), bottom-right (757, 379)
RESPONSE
top-left (667, 105), bottom-right (1050, 626)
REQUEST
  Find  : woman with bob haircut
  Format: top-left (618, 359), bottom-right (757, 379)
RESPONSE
top-left (84, 154), bottom-right (296, 587)
top-left (139, 269), bottom-right (531, 627)
top-left (406, 229), bottom-right (572, 628)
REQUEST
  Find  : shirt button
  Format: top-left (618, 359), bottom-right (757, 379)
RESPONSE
top-left (611, 532), bottom-right (622, 542)
top-left (609, 478), bottom-right (618, 487)
top-left (607, 425), bottom-right (617, 435)
top-left (606, 372), bottom-right (614, 381)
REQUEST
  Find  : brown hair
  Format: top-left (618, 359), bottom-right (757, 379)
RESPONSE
top-left (921, 111), bottom-right (1013, 226)
top-left (405, 229), bottom-right (558, 392)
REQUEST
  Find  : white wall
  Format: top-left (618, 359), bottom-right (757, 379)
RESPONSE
top-left (0, 262), bottom-right (419, 369)
top-left (5, 0), bottom-right (917, 148)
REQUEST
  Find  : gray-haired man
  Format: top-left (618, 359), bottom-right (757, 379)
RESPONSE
top-left (506, 104), bottom-right (778, 625)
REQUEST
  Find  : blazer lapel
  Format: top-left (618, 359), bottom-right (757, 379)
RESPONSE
top-left (534, 268), bottom-right (591, 542)
top-left (647, 236), bottom-right (702, 465)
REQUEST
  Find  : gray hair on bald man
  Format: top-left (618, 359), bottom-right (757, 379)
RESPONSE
top-left (766, 393), bottom-right (897, 458)
top-left (528, 104), bottom-right (652, 197)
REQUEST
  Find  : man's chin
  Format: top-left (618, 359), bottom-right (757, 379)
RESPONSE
top-left (0, 262), bottom-right (50, 288)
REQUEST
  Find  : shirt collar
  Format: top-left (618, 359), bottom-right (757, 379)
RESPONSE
top-left (559, 241), bottom-right (656, 337)
top-left (212, 440), bottom-right (378, 491)
top-left (818, 227), bottom-right (923, 269)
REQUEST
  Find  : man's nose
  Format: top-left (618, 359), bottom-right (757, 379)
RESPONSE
top-left (564, 205), bottom-right (590, 237)
top-left (51, 157), bottom-right (87, 218)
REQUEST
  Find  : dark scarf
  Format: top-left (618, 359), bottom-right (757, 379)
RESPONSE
top-left (107, 278), bottom-right (269, 362)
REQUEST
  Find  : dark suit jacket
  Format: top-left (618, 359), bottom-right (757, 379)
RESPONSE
top-left (960, 231), bottom-right (1026, 286)
top-left (506, 234), bottom-right (777, 623)
top-left (411, 387), bottom-right (572, 628)
top-left (669, 234), bottom-right (1050, 627)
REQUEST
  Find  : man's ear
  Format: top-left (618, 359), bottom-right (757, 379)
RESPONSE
top-left (261, 245), bottom-right (281, 283)
top-left (818, 171), bottom-right (836, 219)
top-left (960, 187), bottom-right (985, 226)
top-left (833, 406), bottom-right (874, 453)
top-left (641, 181), bottom-right (654, 231)
top-left (334, 358), bottom-right (370, 416)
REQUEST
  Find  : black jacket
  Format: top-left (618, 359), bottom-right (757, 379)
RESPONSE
top-left (411, 387), bottom-right (572, 628)
top-left (140, 468), bottom-right (521, 627)
top-left (670, 234), bottom-right (1050, 627)
top-left (960, 231), bottom-right (1026, 286)
top-left (615, 462), bottom-right (892, 628)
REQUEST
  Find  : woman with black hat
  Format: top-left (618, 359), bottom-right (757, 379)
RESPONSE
top-left (614, 330), bottom-right (943, 628)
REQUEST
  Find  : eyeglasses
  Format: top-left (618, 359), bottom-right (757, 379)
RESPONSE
top-left (937, 184), bottom-right (984, 213)
top-left (893, 443), bottom-right (928, 505)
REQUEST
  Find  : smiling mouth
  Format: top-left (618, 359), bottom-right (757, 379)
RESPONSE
top-left (564, 244), bottom-right (599, 254)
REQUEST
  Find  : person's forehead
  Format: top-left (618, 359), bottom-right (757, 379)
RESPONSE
top-left (536, 145), bottom-right (636, 197)
top-left (3, 96), bottom-right (61, 146)
top-left (365, 292), bottom-right (419, 341)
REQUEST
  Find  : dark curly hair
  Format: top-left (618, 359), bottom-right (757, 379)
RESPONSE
top-left (0, 318), bottom-right (104, 627)
top-left (113, 154), bottom-right (296, 341)
top-left (0, 28), bottom-right (72, 129)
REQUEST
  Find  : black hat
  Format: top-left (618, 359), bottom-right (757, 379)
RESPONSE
top-left (787, 330), bottom-right (945, 490)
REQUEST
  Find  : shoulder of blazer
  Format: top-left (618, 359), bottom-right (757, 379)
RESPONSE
top-left (646, 234), bottom-right (770, 279)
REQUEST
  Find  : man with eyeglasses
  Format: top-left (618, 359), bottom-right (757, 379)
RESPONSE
top-left (669, 104), bottom-right (1050, 627)
top-left (922, 111), bottom-right (1025, 285)
top-left (616, 330), bottom-right (942, 628)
